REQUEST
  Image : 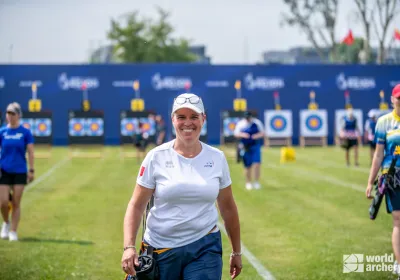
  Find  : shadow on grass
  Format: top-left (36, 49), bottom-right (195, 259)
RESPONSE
top-left (19, 237), bottom-right (94, 245)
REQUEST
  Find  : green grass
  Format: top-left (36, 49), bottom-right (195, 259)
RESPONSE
top-left (0, 145), bottom-right (397, 279)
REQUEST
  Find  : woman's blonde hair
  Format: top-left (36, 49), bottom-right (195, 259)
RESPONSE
top-left (6, 102), bottom-right (22, 116)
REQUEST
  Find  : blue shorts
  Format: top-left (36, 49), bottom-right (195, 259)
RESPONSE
top-left (387, 188), bottom-right (400, 212)
top-left (243, 145), bottom-right (261, 168)
top-left (144, 231), bottom-right (223, 280)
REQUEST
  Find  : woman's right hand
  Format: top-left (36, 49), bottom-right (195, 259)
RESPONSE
top-left (121, 248), bottom-right (139, 276)
top-left (366, 183), bottom-right (374, 199)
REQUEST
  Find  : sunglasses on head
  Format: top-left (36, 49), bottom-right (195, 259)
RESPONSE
top-left (175, 96), bottom-right (201, 105)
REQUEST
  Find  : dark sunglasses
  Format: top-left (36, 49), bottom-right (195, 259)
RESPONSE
top-left (6, 111), bottom-right (16, 116)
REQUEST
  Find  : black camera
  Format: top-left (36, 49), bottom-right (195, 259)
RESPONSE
top-left (124, 253), bottom-right (159, 280)
top-left (135, 255), bottom-right (159, 280)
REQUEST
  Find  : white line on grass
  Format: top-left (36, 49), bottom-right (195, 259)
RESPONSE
top-left (296, 154), bottom-right (370, 173)
top-left (268, 148), bottom-right (370, 173)
top-left (266, 162), bottom-right (365, 193)
top-left (25, 158), bottom-right (70, 192)
top-left (217, 221), bottom-right (275, 280)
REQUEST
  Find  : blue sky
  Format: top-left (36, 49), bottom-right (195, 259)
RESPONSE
top-left (0, 0), bottom-right (399, 64)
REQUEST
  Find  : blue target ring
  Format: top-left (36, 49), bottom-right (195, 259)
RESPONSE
top-left (270, 116), bottom-right (287, 132)
top-left (306, 115), bottom-right (322, 131)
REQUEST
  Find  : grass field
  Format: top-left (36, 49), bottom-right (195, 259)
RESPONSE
top-left (0, 145), bottom-right (397, 280)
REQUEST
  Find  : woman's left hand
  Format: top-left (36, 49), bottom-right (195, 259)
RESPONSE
top-left (230, 255), bottom-right (242, 279)
top-left (28, 172), bottom-right (34, 183)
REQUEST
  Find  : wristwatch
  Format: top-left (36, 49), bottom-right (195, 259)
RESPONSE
top-left (29, 169), bottom-right (34, 173)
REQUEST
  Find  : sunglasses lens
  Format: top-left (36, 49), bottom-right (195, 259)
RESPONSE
top-left (175, 96), bottom-right (200, 105)
top-left (175, 97), bottom-right (186, 104)
top-left (189, 96), bottom-right (200, 103)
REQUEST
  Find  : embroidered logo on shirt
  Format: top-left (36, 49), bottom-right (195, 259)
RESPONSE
top-left (139, 166), bottom-right (146, 176)
top-left (204, 160), bottom-right (214, 168)
top-left (4, 133), bottom-right (23, 140)
top-left (165, 161), bottom-right (174, 168)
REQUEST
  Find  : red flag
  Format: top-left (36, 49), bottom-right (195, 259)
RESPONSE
top-left (394, 29), bottom-right (400, 41)
top-left (342, 30), bottom-right (354, 45)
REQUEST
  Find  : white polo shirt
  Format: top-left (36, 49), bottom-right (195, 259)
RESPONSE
top-left (136, 139), bottom-right (232, 249)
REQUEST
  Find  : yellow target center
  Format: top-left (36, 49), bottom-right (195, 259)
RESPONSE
top-left (74, 123), bottom-right (82, 131)
top-left (310, 119), bottom-right (318, 127)
top-left (91, 123), bottom-right (99, 131)
top-left (38, 123), bottom-right (46, 131)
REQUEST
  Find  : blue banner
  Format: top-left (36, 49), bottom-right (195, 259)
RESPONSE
top-left (0, 64), bottom-right (399, 145)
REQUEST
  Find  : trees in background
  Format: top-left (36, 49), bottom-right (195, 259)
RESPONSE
top-left (281, 0), bottom-right (400, 64)
top-left (107, 7), bottom-right (196, 63)
top-left (281, 0), bottom-right (339, 62)
top-left (352, 0), bottom-right (399, 64)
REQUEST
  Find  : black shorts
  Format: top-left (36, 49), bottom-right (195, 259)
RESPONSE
top-left (368, 140), bottom-right (376, 149)
top-left (0, 169), bottom-right (27, 185)
top-left (135, 140), bottom-right (148, 150)
top-left (341, 139), bottom-right (358, 150)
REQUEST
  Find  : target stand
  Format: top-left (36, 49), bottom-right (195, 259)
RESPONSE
top-left (299, 136), bottom-right (327, 147)
top-left (68, 110), bottom-right (105, 159)
top-left (265, 137), bottom-right (292, 147)
top-left (21, 111), bottom-right (53, 158)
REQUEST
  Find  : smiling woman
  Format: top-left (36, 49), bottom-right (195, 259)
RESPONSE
top-left (171, 94), bottom-right (205, 147)
top-left (121, 93), bottom-right (243, 280)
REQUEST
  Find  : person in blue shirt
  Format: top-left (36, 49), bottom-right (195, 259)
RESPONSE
top-left (364, 109), bottom-right (378, 164)
top-left (366, 84), bottom-right (400, 276)
top-left (0, 102), bottom-right (35, 242)
top-left (234, 111), bottom-right (265, 190)
top-left (340, 108), bottom-right (361, 167)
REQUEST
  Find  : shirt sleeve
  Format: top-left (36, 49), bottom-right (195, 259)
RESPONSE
top-left (233, 120), bottom-right (243, 136)
top-left (374, 117), bottom-right (386, 145)
top-left (136, 149), bottom-right (156, 189)
top-left (219, 152), bottom-right (232, 189)
top-left (25, 129), bottom-right (34, 144)
top-left (254, 119), bottom-right (265, 133)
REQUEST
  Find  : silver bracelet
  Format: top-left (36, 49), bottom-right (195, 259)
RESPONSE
top-left (123, 245), bottom-right (136, 251)
top-left (230, 251), bottom-right (242, 257)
